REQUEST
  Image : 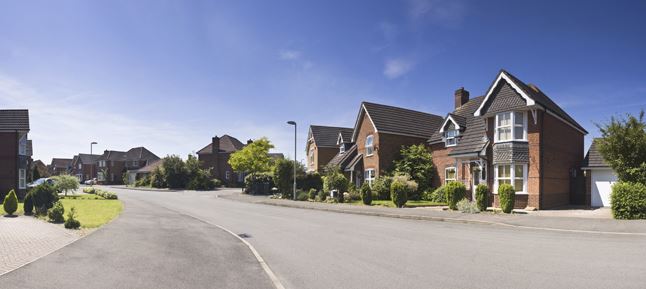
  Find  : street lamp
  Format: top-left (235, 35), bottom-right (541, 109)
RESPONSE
top-left (90, 142), bottom-right (98, 185)
top-left (287, 121), bottom-right (297, 201)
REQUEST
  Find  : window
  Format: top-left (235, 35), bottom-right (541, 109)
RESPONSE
top-left (309, 148), bottom-right (314, 165)
top-left (18, 169), bottom-right (26, 189)
top-left (131, 161), bottom-right (138, 167)
top-left (226, 171), bottom-right (231, 180)
top-left (445, 129), bottom-right (459, 147)
top-left (98, 172), bottom-right (105, 181)
top-left (339, 145), bottom-right (345, 154)
top-left (99, 160), bottom-right (106, 167)
top-left (495, 164), bottom-right (527, 193)
top-left (365, 135), bottom-right (374, 156)
top-left (364, 169), bottom-right (375, 186)
top-left (495, 111), bottom-right (526, 142)
top-left (18, 134), bottom-right (27, 156)
top-left (78, 164), bottom-right (82, 169)
top-left (445, 167), bottom-right (456, 184)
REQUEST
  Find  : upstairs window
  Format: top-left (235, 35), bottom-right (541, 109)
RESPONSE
top-left (19, 169), bottom-right (26, 189)
top-left (445, 129), bottom-right (459, 147)
top-left (365, 135), bottom-right (374, 156)
top-left (309, 148), bottom-right (314, 166)
top-left (78, 164), bottom-right (82, 169)
top-left (495, 111), bottom-right (526, 142)
top-left (340, 144), bottom-right (345, 154)
top-left (18, 134), bottom-right (27, 156)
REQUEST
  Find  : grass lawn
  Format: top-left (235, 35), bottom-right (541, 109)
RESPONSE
top-left (347, 199), bottom-right (446, 208)
top-left (60, 194), bottom-right (123, 228)
top-left (0, 201), bottom-right (24, 216)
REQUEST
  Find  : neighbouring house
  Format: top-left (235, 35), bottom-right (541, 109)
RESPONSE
top-left (197, 135), bottom-right (246, 185)
top-left (428, 70), bottom-right (587, 210)
top-left (71, 153), bottom-right (101, 182)
top-left (97, 147), bottom-right (160, 185)
top-left (0, 109), bottom-right (30, 198)
top-left (325, 130), bottom-right (360, 186)
top-left (50, 158), bottom-right (73, 176)
top-left (582, 138), bottom-right (616, 207)
top-left (350, 102), bottom-right (445, 186)
top-left (31, 160), bottom-right (50, 179)
top-left (126, 159), bottom-right (163, 185)
top-left (305, 125), bottom-right (353, 173)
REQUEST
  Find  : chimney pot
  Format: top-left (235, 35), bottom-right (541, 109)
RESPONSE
top-left (454, 87), bottom-right (469, 109)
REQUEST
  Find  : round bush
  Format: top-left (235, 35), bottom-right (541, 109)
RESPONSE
top-left (429, 186), bottom-right (446, 203)
top-left (48, 201), bottom-right (65, 223)
top-left (30, 183), bottom-right (58, 211)
top-left (445, 182), bottom-right (466, 210)
top-left (308, 188), bottom-right (318, 200)
top-left (498, 183), bottom-right (515, 214)
top-left (23, 192), bottom-right (34, 215)
top-left (611, 181), bottom-right (646, 219)
top-left (475, 184), bottom-right (489, 212)
top-left (3, 190), bottom-right (18, 215)
top-left (371, 176), bottom-right (392, 200)
top-left (316, 190), bottom-right (327, 202)
top-left (359, 183), bottom-right (372, 205)
top-left (390, 179), bottom-right (409, 208)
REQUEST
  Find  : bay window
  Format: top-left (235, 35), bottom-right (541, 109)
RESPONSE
top-left (19, 169), bottom-right (26, 189)
top-left (445, 167), bottom-right (456, 184)
top-left (364, 169), bottom-right (375, 186)
top-left (495, 111), bottom-right (526, 142)
top-left (495, 164), bottom-right (527, 193)
top-left (365, 135), bottom-right (374, 156)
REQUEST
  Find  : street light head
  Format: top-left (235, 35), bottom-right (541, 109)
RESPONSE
top-left (287, 121), bottom-right (296, 125)
top-left (91, 142), bottom-right (98, 145)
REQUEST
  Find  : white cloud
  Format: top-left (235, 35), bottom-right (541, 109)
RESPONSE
top-left (383, 58), bottom-right (415, 79)
top-left (408, 0), bottom-right (466, 28)
top-left (279, 49), bottom-right (302, 60)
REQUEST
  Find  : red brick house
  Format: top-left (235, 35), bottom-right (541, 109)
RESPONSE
top-left (197, 135), bottom-right (246, 184)
top-left (428, 70), bottom-right (587, 210)
top-left (305, 126), bottom-right (353, 173)
top-left (49, 158), bottom-right (73, 176)
top-left (0, 109), bottom-right (30, 198)
top-left (97, 147), bottom-right (160, 185)
top-left (71, 153), bottom-right (101, 182)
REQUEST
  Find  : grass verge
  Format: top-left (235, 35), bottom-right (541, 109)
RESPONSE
top-left (60, 194), bottom-right (123, 228)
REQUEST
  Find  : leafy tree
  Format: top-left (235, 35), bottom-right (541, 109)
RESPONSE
top-left (273, 158), bottom-right (305, 198)
top-left (162, 155), bottom-right (189, 188)
top-left (229, 137), bottom-right (275, 180)
top-left (52, 174), bottom-right (79, 197)
top-left (393, 144), bottom-right (434, 198)
top-left (597, 110), bottom-right (646, 184)
top-left (323, 167), bottom-right (349, 202)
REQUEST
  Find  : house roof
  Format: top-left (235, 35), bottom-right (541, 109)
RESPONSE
top-left (328, 144), bottom-right (358, 169)
top-left (338, 129), bottom-right (354, 144)
top-left (98, 147), bottom-right (159, 162)
top-left (197, 135), bottom-right (245, 154)
top-left (352, 102), bottom-right (444, 141)
top-left (77, 153), bottom-right (102, 164)
top-left (345, 153), bottom-right (363, 171)
top-left (269, 153), bottom-right (285, 159)
top-left (0, 109), bottom-right (29, 131)
top-left (429, 96), bottom-right (485, 143)
top-left (309, 126), bottom-right (353, 148)
top-left (26, 140), bottom-right (33, 157)
top-left (582, 138), bottom-right (609, 168)
top-left (51, 158), bottom-right (73, 168)
top-left (134, 159), bottom-right (163, 173)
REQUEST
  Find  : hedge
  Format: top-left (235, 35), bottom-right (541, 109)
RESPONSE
top-left (475, 184), bottom-right (489, 212)
top-left (498, 183), bottom-right (515, 214)
top-left (611, 181), bottom-right (646, 219)
top-left (445, 182), bottom-right (466, 210)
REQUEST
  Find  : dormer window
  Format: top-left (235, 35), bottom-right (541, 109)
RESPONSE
top-left (445, 129), bottom-right (459, 147)
top-left (495, 111), bottom-right (527, 142)
top-left (339, 144), bottom-right (345, 154)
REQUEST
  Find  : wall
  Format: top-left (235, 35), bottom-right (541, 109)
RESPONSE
top-left (0, 132), bottom-right (17, 198)
top-left (355, 113), bottom-right (379, 176)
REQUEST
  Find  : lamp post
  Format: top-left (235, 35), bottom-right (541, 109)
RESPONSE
top-left (287, 121), bottom-right (297, 201)
top-left (90, 142), bottom-right (97, 185)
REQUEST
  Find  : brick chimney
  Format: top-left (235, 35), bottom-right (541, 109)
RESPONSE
top-left (211, 136), bottom-right (220, 154)
top-left (454, 87), bottom-right (469, 109)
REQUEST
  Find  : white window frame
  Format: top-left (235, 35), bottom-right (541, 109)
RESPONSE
top-left (78, 164), bottom-right (82, 169)
top-left (309, 148), bottom-right (315, 166)
top-left (99, 160), bottom-right (106, 167)
top-left (18, 134), bottom-right (27, 156)
top-left (495, 111), bottom-right (527, 143)
top-left (18, 169), bottom-right (26, 189)
top-left (445, 167), bottom-right (457, 184)
top-left (364, 169), bottom-right (375, 186)
top-left (445, 129), bottom-right (459, 147)
top-left (365, 135), bottom-right (374, 156)
top-left (339, 145), bottom-right (345, 154)
top-left (131, 161), bottom-right (138, 167)
top-left (494, 164), bottom-right (528, 194)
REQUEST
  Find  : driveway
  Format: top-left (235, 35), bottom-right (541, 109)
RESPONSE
top-left (0, 191), bottom-right (275, 289)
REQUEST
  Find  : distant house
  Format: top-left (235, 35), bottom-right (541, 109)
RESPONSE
top-left (0, 109), bottom-right (30, 198)
top-left (197, 135), bottom-right (245, 184)
top-left (305, 125), bottom-right (353, 173)
top-left (71, 153), bottom-right (102, 182)
top-left (49, 158), bottom-right (73, 176)
top-left (97, 147), bottom-right (160, 185)
top-left (582, 139), bottom-right (615, 207)
top-left (326, 130), bottom-right (360, 186)
top-left (127, 159), bottom-right (163, 185)
top-left (31, 160), bottom-right (49, 178)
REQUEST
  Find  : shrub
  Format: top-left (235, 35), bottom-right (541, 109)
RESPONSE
top-left (317, 190), bottom-right (327, 202)
top-left (212, 178), bottom-right (223, 188)
top-left (423, 186), bottom-right (446, 203)
top-left (611, 181), bottom-right (646, 219)
top-left (64, 207), bottom-right (81, 229)
top-left (308, 188), bottom-right (318, 200)
top-left (23, 192), bottom-right (34, 215)
top-left (296, 190), bottom-right (309, 201)
top-left (273, 158), bottom-right (299, 198)
top-left (30, 183), bottom-right (58, 211)
top-left (457, 199), bottom-right (480, 214)
top-left (48, 201), bottom-right (65, 223)
top-left (445, 182), bottom-right (466, 210)
top-left (187, 170), bottom-right (216, 191)
top-left (244, 173), bottom-right (275, 195)
top-left (96, 190), bottom-right (118, 200)
top-left (3, 190), bottom-right (18, 215)
top-left (346, 191), bottom-right (360, 202)
top-left (162, 155), bottom-right (189, 189)
top-left (371, 176), bottom-right (392, 200)
top-left (390, 178), bottom-right (409, 208)
top-left (498, 183), bottom-right (515, 214)
top-left (323, 168), bottom-right (348, 203)
top-left (393, 144), bottom-right (434, 194)
top-left (359, 182), bottom-right (372, 205)
top-left (135, 175), bottom-right (151, 187)
top-left (301, 173), bottom-right (323, 192)
top-left (475, 184), bottom-right (489, 211)
top-left (82, 187), bottom-right (96, 194)
top-left (150, 166), bottom-right (167, 188)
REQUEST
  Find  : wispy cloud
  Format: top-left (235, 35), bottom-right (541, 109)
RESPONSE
top-left (383, 58), bottom-right (415, 79)
top-left (407, 0), bottom-right (466, 28)
top-left (279, 49), bottom-right (302, 60)
top-left (379, 22), bottom-right (398, 42)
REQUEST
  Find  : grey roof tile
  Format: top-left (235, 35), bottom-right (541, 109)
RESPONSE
top-left (361, 102), bottom-right (444, 139)
top-left (198, 135), bottom-right (245, 154)
top-left (0, 110), bottom-right (29, 131)
top-left (582, 138), bottom-right (609, 168)
top-left (309, 126), bottom-right (353, 148)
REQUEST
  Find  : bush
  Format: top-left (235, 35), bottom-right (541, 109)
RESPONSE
top-left (498, 183), bottom-right (515, 214)
top-left (48, 201), bottom-right (65, 223)
top-left (346, 191), bottom-right (360, 202)
top-left (295, 190), bottom-right (309, 201)
top-left (150, 166), bottom-right (167, 188)
top-left (475, 184), bottom-right (489, 211)
top-left (423, 186), bottom-right (446, 203)
top-left (3, 190), bottom-right (18, 215)
top-left (323, 168), bottom-right (348, 203)
top-left (445, 182), bottom-right (466, 210)
top-left (371, 176), bottom-right (392, 200)
top-left (135, 175), bottom-right (151, 187)
top-left (82, 187), bottom-right (96, 194)
top-left (316, 190), bottom-right (327, 202)
top-left (301, 173), bottom-right (323, 192)
top-left (212, 178), bottom-right (223, 188)
top-left (30, 183), bottom-right (58, 212)
top-left (390, 178), bottom-right (409, 208)
top-left (96, 190), bottom-right (118, 200)
top-left (308, 188), bottom-right (318, 200)
top-left (187, 170), bottom-right (216, 190)
top-left (457, 199), bottom-right (480, 214)
top-left (23, 192), bottom-right (34, 215)
top-left (163, 155), bottom-right (189, 189)
top-left (244, 173), bottom-right (275, 195)
top-left (611, 182), bottom-right (646, 219)
top-left (64, 207), bottom-right (81, 229)
top-left (359, 182), bottom-right (372, 205)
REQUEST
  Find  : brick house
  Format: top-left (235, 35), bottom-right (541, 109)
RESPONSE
top-left (305, 125), bottom-right (353, 173)
top-left (97, 147), bottom-right (160, 185)
top-left (0, 109), bottom-right (30, 198)
top-left (197, 135), bottom-right (246, 184)
top-left (49, 158), bottom-right (73, 176)
top-left (71, 153), bottom-right (101, 182)
top-left (350, 102), bottom-right (444, 186)
top-left (428, 70), bottom-right (587, 210)
top-left (326, 129), bottom-right (361, 185)
top-left (31, 160), bottom-right (50, 179)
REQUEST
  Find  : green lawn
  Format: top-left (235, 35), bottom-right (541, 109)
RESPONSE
top-left (1, 201), bottom-right (24, 216)
top-left (60, 194), bottom-right (123, 228)
top-left (346, 199), bottom-right (446, 208)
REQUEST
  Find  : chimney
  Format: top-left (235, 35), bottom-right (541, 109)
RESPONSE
top-left (247, 139), bottom-right (253, 145)
top-left (211, 136), bottom-right (220, 153)
top-left (454, 87), bottom-right (469, 109)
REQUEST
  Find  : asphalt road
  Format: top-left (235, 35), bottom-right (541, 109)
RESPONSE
top-left (4, 187), bottom-right (646, 289)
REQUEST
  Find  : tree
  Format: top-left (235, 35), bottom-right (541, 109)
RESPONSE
top-left (393, 144), bottom-right (434, 198)
top-left (52, 174), bottom-right (79, 197)
top-left (229, 137), bottom-right (275, 180)
top-left (273, 158), bottom-right (306, 198)
top-left (323, 167), bottom-right (349, 202)
top-left (162, 155), bottom-right (189, 189)
top-left (597, 110), bottom-right (646, 183)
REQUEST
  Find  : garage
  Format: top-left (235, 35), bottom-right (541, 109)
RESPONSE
top-left (590, 168), bottom-right (617, 207)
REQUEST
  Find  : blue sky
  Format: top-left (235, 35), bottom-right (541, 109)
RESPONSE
top-left (1, 0), bottom-right (645, 163)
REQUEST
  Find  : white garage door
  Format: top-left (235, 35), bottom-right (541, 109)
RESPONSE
top-left (591, 169), bottom-right (617, 207)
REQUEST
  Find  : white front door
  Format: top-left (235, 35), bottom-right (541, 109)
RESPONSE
top-left (591, 169), bottom-right (617, 207)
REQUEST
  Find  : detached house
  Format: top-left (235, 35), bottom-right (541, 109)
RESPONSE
top-left (97, 147), bottom-right (160, 185)
top-left (50, 158), bottom-right (73, 176)
top-left (197, 135), bottom-right (245, 184)
top-left (0, 109), bottom-right (30, 198)
top-left (429, 70), bottom-right (587, 210)
top-left (71, 154), bottom-right (101, 182)
top-left (305, 126), bottom-right (353, 173)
